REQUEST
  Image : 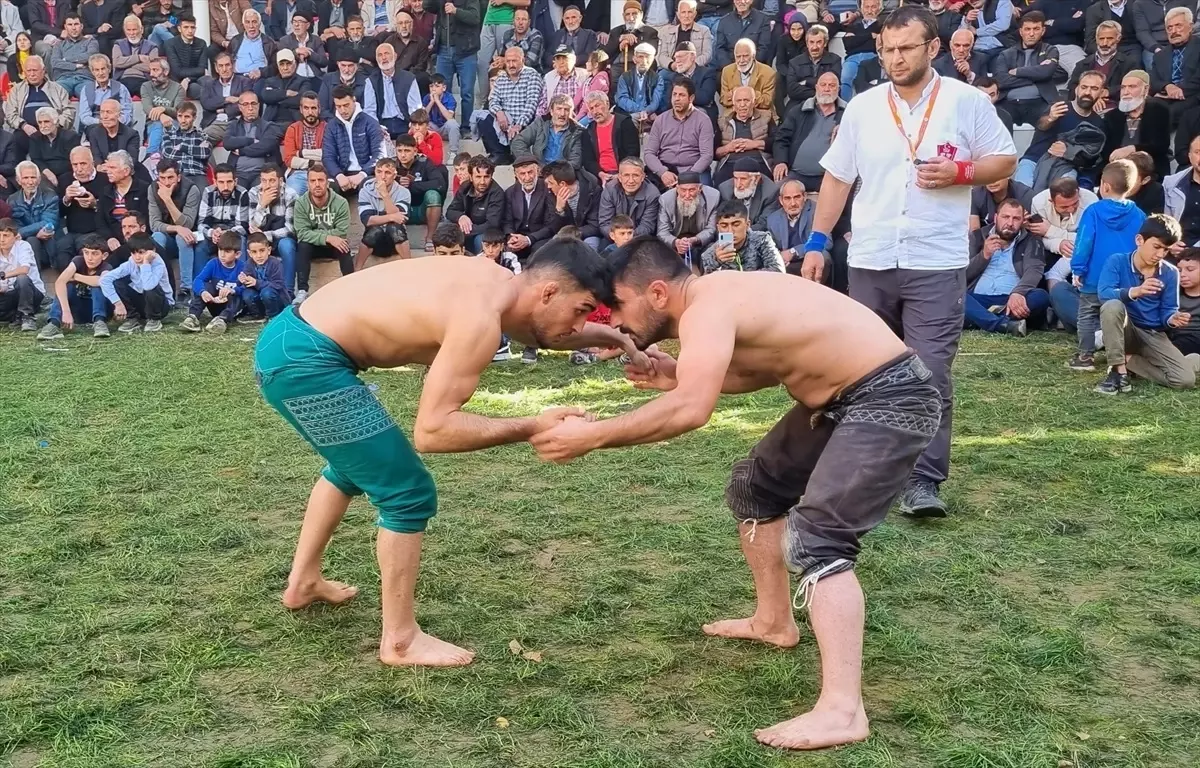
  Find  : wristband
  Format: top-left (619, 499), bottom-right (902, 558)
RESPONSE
top-left (804, 231), bottom-right (830, 253)
top-left (954, 161), bottom-right (976, 185)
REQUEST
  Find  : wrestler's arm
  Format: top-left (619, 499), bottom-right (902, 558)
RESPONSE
top-left (414, 316), bottom-right (581, 453)
top-left (632, 349), bottom-right (776, 394)
top-left (539, 322), bottom-right (639, 356)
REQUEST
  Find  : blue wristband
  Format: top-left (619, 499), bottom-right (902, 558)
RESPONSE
top-left (804, 232), bottom-right (830, 253)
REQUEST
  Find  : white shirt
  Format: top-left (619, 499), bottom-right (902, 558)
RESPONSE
top-left (820, 73), bottom-right (1016, 270)
top-left (0, 240), bottom-right (43, 294)
top-left (1030, 186), bottom-right (1098, 256)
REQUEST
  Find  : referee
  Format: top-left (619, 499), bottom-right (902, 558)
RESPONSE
top-left (802, 6), bottom-right (1018, 517)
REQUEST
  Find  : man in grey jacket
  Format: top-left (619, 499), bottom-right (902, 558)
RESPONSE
top-left (657, 172), bottom-right (720, 271)
top-left (964, 197), bottom-right (1049, 336)
top-left (48, 14), bottom-right (98, 97)
top-left (599, 157), bottom-right (661, 242)
top-left (511, 94), bottom-right (585, 168)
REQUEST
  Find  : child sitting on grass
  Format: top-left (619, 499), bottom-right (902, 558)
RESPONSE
top-left (239, 232), bottom-right (291, 322)
top-left (481, 228), bottom-right (532, 363)
top-left (99, 233), bottom-right (173, 333)
top-left (1169, 248), bottom-right (1200, 357)
top-left (605, 214), bottom-right (635, 255)
top-left (37, 235), bottom-right (113, 340)
top-left (1094, 214), bottom-right (1195, 393)
top-left (430, 220), bottom-right (466, 257)
top-left (181, 231), bottom-right (245, 335)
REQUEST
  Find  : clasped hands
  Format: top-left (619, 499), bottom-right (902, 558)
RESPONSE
top-left (530, 346), bottom-right (665, 463)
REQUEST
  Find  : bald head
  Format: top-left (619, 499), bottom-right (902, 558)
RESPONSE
top-left (950, 29), bottom-right (975, 60)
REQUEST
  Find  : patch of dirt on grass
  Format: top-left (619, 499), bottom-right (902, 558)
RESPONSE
top-left (532, 539), bottom-right (591, 570)
top-left (7, 749), bottom-right (40, 768)
top-left (197, 668), bottom-right (270, 721)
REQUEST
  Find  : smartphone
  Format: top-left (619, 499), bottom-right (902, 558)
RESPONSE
top-left (718, 232), bottom-right (734, 247)
top-left (1026, 214), bottom-right (1044, 224)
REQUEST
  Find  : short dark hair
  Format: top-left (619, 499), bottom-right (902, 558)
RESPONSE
top-left (715, 199), bottom-right (750, 221)
top-left (177, 11), bottom-right (196, 23)
top-left (376, 157), bottom-right (397, 172)
top-left (127, 233), bottom-right (157, 254)
top-left (1101, 159), bottom-right (1137, 196)
top-left (1048, 177), bottom-right (1080, 200)
top-left (1128, 150), bottom-right (1155, 181)
top-left (0, 218), bottom-right (20, 234)
top-left (974, 75), bottom-right (998, 90)
top-left (1020, 10), bottom-right (1046, 25)
top-left (610, 214), bottom-right (635, 231)
top-left (879, 6), bottom-right (939, 44)
top-left (395, 134), bottom-right (417, 149)
top-left (482, 228), bottom-right (506, 245)
top-left (213, 163), bottom-right (236, 180)
top-left (156, 157), bottom-right (180, 175)
top-left (218, 231), bottom-right (242, 251)
top-left (1139, 214), bottom-right (1182, 247)
top-left (247, 232), bottom-right (271, 248)
top-left (431, 220), bottom-right (465, 248)
top-left (63, 13), bottom-right (81, 24)
top-left (300, 90), bottom-right (320, 103)
top-left (1076, 69), bottom-right (1107, 87)
top-left (80, 234), bottom-right (109, 253)
top-left (544, 161), bottom-right (577, 184)
top-left (671, 76), bottom-right (695, 98)
top-left (430, 73), bottom-right (447, 86)
top-left (409, 108), bottom-right (429, 125)
top-left (1178, 247), bottom-right (1200, 266)
top-left (468, 155), bottom-right (496, 175)
top-left (260, 163), bottom-right (282, 179)
top-left (178, 101), bottom-right (198, 116)
top-left (453, 152), bottom-right (472, 167)
top-left (607, 235), bottom-right (690, 300)
top-left (997, 197), bottom-right (1025, 215)
top-left (308, 162), bottom-right (328, 178)
top-left (557, 225), bottom-right (582, 239)
top-left (525, 236), bottom-right (613, 305)
top-left (123, 212), bottom-right (148, 229)
top-left (332, 85), bottom-right (356, 102)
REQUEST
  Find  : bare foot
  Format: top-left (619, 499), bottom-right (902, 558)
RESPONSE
top-left (281, 578), bottom-right (359, 610)
top-left (379, 630), bottom-right (475, 667)
top-left (754, 703), bottom-right (869, 750)
top-left (702, 616), bottom-right (801, 648)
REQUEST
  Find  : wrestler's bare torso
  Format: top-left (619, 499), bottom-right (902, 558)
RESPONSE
top-left (298, 258), bottom-right (520, 369)
top-left (678, 272), bottom-right (909, 409)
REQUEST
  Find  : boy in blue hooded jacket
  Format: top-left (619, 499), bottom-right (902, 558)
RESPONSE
top-left (1067, 159), bottom-right (1146, 371)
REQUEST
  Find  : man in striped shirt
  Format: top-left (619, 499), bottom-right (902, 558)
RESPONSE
top-left (196, 165), bottom-right (250, 283)
top-left (479, 47), bottom-right (545, 165)
top-left (161, 103), bottom-right (212, 189)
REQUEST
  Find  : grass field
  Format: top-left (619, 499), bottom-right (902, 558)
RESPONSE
top-left (1, 324), bottom-right (1198, 768)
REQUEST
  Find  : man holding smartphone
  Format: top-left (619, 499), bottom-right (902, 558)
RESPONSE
top-left (801, 6), bottom-right (1018, 518)
top-left (700, 200), bottom-right (785, 274)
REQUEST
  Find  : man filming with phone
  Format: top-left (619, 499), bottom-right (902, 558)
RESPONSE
top-left (699, 200), bottom-right (785, 274)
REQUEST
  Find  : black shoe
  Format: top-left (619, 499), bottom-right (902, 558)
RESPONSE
top-left (898, 479), bottom-right (948, 518)
top-left (1066, 352), bottom-right (1096, 372)
top-left (521, 346), bottom-right (538, 364)
top-left (1094, 368), bottom-right (1132, 395)
top-left (488, 152), bottom-right (514, 166)
top-left (1005, 319), bottom-right (1028, 337)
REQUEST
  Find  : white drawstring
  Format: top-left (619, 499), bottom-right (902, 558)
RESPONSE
top-left (793, 559), bottom-right (851, 611)
top-left (740, 518), bottom-right (759, 543)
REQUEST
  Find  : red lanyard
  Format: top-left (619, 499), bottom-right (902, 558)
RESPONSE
top-left (887, 78), bottom-right (941, 163)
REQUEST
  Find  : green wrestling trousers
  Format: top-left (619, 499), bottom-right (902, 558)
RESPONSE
top-left (253, 307), bottom-right (437, 533)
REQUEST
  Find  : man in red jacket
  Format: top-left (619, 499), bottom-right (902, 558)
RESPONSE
top-left (282, 92), bottom-right (326, 196)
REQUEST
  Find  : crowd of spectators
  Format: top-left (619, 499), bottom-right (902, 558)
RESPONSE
top-left (0, 0), bottom-right (1196, 389)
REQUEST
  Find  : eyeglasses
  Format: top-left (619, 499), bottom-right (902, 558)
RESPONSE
top-left (880, 39), bottom-right (934, 58)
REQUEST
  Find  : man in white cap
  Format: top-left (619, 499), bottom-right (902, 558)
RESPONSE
top-left (615, 42), bottom-right (666, 133)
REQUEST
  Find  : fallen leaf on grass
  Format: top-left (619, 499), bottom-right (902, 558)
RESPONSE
top-left (703, 729), bottom-right (716, 738)
top-left (508, 640), bottom-right (524, 655)
top-left (1075, 732), bottom-right (1090, 741)
top-left (496, 717), bottom-right (509, 728)
top-left (521, 651), bottom-right (543, 662)
top-left (1058, 760), bottom-right (1074, 768)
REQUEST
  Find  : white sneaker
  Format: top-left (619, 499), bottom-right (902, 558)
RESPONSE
top-left (292, 289), bottom-right (308, 305)
top-left (1094, 329), bottom-right (1104, 351)
top-left (144, 319), bottom-right (164, 332)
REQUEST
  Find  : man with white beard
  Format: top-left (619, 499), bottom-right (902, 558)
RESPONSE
top-left (656, 171), bottom-right (720, 271)
top-left (1102, 70), bottom-right (1171, 179)
top-left (772, 71), bottom-right (844, 192)
top-left (718, 158), bottom-right (778, 228)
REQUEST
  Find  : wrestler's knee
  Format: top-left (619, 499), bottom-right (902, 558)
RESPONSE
top-left (374, 468), bottom-right (438, 534)
top-left (725, 458), bottom-right (788, 523)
